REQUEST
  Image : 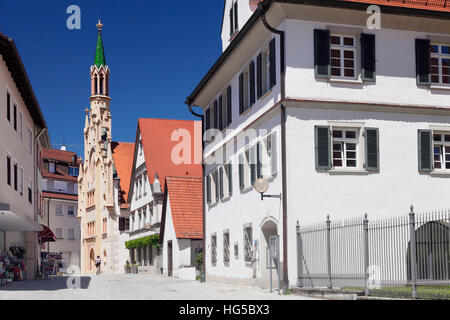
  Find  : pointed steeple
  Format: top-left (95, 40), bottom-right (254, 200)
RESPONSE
top-left (94, 19), bottom-right (106, 68)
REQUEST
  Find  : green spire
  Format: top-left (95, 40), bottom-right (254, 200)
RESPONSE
top-left (94, 19), bottom-right (106, 68)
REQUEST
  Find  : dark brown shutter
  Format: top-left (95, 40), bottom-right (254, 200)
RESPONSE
top-left (314, 29), bottom-right (331, 78)
top-left (418, 130), bottom-right (432, 172)
top-left (227, 86), bottom-right (232, 126)
top-left (257, 53), bottom-right (262, 99)
top-left (361, 33), bottom-right (376, 81)
top-left (416, 39), bottom-right (431, 85)
top-left (213, 100), bottom-right (218, 129)
top-left (269, 38), bottom-right (276, 89)
top-left (250, 61), bottom-right (256, 106)
top-left (218, 96), bottom-right (223, 131)
top-left (239, 73), bottom-right (244, 114)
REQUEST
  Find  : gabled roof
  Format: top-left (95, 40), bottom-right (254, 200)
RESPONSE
top-left (128, 118), bottom-right (202, 202)
top-left (42, 149), bottom-right (78, 164)
top-left (0, 32), bottom-right (47, 129)
top-left (111, 142), bottom-right (135, 204)
top-left (160, 176), bottom-right (203, 241)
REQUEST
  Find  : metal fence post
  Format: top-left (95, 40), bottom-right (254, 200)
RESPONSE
top-left (296, 221), bottom-right (303, 288)
top-left (409, 205), bottom-right (418, 299)
top-left (363, 213), bottom-right (370, 297)
top-left (326, 215), bottom-right (332, 289)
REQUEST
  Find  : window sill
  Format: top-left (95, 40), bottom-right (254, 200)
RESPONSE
top-left (329, 78), bottom-right (363, 85)
top-left (259, 89), bottom-right (273, 101)
top-left (240, 106), bottom-right (252, 117)
top-left (430, 85), bottom-right (450, 92)
top-left (328, 169), bottom-right (369, 175)
top-left (430, 170), bottom-right (450, 176)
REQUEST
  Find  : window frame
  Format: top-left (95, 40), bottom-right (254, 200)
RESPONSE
top-left (430, 43), bottom-right (450, 86)
top-left (330, 34), bottom-right (358, 80)
top-left (432, 131), bottom-right (450, 171)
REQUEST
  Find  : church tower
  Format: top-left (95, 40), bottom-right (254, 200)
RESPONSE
top-left (79, 20), bottom-right (116, 275)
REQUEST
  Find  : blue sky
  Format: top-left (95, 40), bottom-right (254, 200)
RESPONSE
top-left (0, 0), bottom-right (223, 156)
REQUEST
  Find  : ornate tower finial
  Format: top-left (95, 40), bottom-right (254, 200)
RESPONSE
top-left (96, 19), bottom-right (103, 32)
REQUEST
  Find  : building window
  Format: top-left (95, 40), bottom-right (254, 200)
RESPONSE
top-left (229, 0), bottom-right (238, 37)
top-left (6, 91), bottom-right (10, 123)
top-left (13, 162), bottom-right (17, 191)
top-left (19, 112), bottom-right (23, 139)
top-left (6, 156), bottom-right (11, 186)
top-left (211, 234), bottom-right (217, 265)
top-left (56, 228), bottom-right (63, 239)
top-left (119, 217), bottom-right (129, 232)
top-left (55, 204), bottom-right (63, 216)
top-left (19, 167), bottom-right (23, 196)
top-left (103, 218), bottom-right (107, 234)
top-left (49, 162), bottom-right (56, 173)
top-left (257, 39), bottom-right (276, 99)
top-left (330, 35), bottom-right (357, 79)
top-left (28, 180), bottom-right (32, 204)
top-left (431, 44), bottom-right (450, 85)
top-left (68, 205), bottom-right (75, 217)
top-left (243, 226), bottom-right (253, 263)
top-left (332, 128), bottom-right (359, 168)
top-left (433, 133), bottom-right (450, 170)
top-left (13, 104), bottom-right (17, 131)
top-left (87, 222), bottom-right (95, 237)
top-left (68, 229), bottom-right (75, 240)
top-left (69, 166), bottom-right (79, 177)
top-left (223, 231), bottom-right (230, 265)
top-left (27, 127), bottom-right (32, 153)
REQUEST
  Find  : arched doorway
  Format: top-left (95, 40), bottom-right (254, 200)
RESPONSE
top-left (260, 218), bottom-right (278, 289)
top-left (89, 248), bottom-right (95, 273)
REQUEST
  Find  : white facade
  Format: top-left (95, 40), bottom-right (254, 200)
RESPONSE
top-left (192, 2), bottom-right (450, 289)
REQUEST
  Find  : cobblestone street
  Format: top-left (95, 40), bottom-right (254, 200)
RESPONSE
top-left (0, 274), bottom-right (319, 300)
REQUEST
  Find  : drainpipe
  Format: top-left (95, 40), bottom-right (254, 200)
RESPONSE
top-left (188, 104), bottom-right (205, 282)
top-left (258, 1), bottom-right (289, 293)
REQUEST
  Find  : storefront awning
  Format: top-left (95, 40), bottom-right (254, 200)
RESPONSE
top-left (38, 225), bottom-right (56, 243)
top-left (0, 203), bottom-right (43, 232)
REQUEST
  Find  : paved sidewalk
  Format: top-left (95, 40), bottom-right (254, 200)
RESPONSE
top-left (0, 274), bottom-right (319, 300)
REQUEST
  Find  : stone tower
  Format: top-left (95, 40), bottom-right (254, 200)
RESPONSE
top-left (78, 20), bottom-right (116, 274)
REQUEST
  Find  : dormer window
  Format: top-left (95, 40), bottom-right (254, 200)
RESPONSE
top-left (229, 0), bottom-right (239, 37)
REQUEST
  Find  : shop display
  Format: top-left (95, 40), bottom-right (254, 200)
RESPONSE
top-left (0, 245), bottom-right (27, 286)
top-left (41, 252), bottom-right (63, 278)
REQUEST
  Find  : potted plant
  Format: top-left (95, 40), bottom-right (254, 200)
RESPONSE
top-left (131, 261), bottom-right (138, 274)
top-left (124, 260), bottom-right (131, 274)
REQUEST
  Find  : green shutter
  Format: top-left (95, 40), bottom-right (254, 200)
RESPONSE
top-left (418, 130), bottom-right (433, 173)
top-left (256, 142), bottom-right (262, 179)
top-left (214, 170), bottom-right (219, 202)
top-left (206, 175), bottom-right (211, 204)
top-left (219, 167), bottom-right (224, 200)
top-left (269, 38), bottom-right (276, 89)
top-left (250, 145), bottom-right (257, 186)
top-left (364, 128), bottom-right (379, 171)
top-left (239, 153), bottom-right (244, 191)
top-left (239, 73), bottom-right (244, 114)
top-left (315, 126), bottom-right (331, 170)
top-left (271, 131), bottom-right (278, 176)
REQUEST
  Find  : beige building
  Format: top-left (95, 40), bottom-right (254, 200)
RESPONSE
top-left (78, 21), bottom-right (133, 275)
top-left (0, 31), bottom-right (51, 280)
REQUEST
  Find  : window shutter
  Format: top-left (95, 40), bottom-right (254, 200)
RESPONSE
top-left (315, 126), bottom-right (331, 170)
top-left (228, 163), bottom-right (233, 196)
top-left (239, 153), bottom-right (245, 190)
top-left (269, 38), bottom-right (276, 89)
top-left (271, 131), bottom-right (278, 176)
top-left (257, 53), bottom-right (262, 99)
top-left (415, 39), bottom-right (431, 86)
top-left (213, 100), bottom-right (218, 130)
top-left (361, 33), bottom-right (376, 81)
top-left (364, 128), bottom-right (379, 171)
top-left (227, 86), bottom-right (232, 126)
top-left (218, 96), bottom-right (223, 131)
top-left (256, 142), bottom-right (262, 179)
top-left (250, 145), bottom-right (257, 186)
top-left (314, 29), bottom-right (331, 78)
top-left (250, 61), bottom-right (256, 106)
top-left (418, 130), bottom-right (432, 173)
top-left (206, 175), bottom-right (211, 204)
top-left (205, 108), bottom-right (210, 131)
top-left (239, 73), bottom-right (244, 114)
top-left (7, 92), bottom-right (10, 122)
top-left (219, 167), bottom-right (224, 200)
top-left (229, 8), bottom-right (233, 36)
top-left (234, 1), bottom-right (238, 31)
top-left (214, 171), bottom-right (219, 202)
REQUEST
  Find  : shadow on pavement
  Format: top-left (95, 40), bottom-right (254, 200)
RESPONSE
top-left (0, 276), bottom-right (91, 291)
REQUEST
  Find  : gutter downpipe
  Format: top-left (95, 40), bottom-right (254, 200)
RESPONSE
top-left (259, 1), bottom-right (289, 293)
top-left (188, 105), bottom-right (206, 282)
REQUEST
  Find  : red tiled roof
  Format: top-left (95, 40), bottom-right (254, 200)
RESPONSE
top-left (42, 149), bottom-right (78, 164)
top-left (131, 119), bottom-right (202, 197)
top-left (164, 176), bottom-right (203, 240)
top-left (42, 192), bottom-right (78, 201)
top-left (42, 170), bottom-right (78, 182)
top-left (340, 0), bottom-right (450, 12)
top-left (111, 142), bottom-right (135, 203)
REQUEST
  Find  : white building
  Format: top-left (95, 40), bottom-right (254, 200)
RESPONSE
top-left (160, 176), bottom-right (203, 280)
top-left (186, 0), bottom-right (450, 290)
top-left (41, 148), bottom-right (81, 272)
top-left (0, 31), bottom-right (51, 280)
top-left (127, 119), bottom-right (202, 274)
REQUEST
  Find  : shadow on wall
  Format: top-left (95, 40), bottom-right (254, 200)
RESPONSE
top-left (0, 276), bottom-right (91, 291)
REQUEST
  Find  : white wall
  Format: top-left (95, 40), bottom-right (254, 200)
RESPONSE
top-left (221, 0), bottom-right (256, 52)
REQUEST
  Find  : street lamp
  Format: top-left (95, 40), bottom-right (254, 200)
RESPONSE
top-left (253, 178), bottom-right (281, 201)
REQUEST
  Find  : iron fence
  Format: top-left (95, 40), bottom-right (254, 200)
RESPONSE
top-left (297, 206), bottom-right (450, 299)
